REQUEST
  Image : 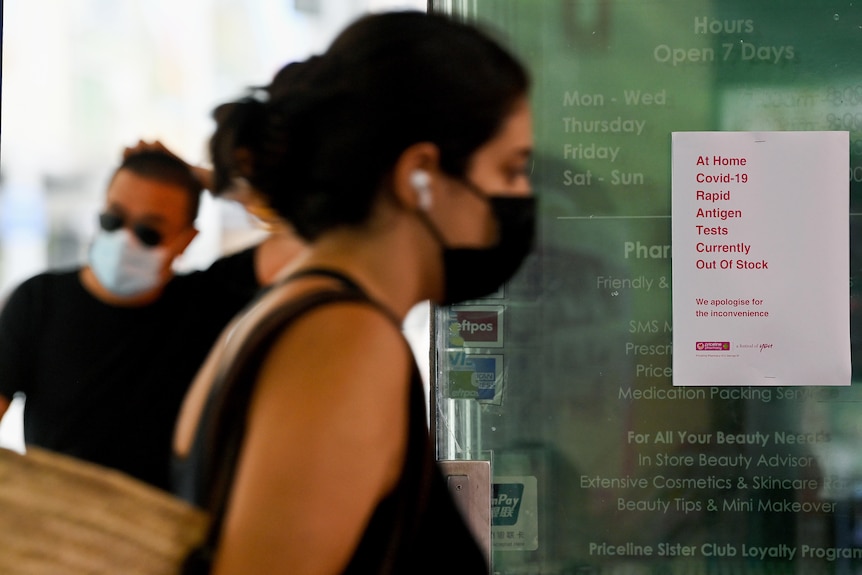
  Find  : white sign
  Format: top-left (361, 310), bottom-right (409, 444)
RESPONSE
top-left (671, 131), bottom-right (850, 386)
top-left (492, 476), bottom-right (538, 551)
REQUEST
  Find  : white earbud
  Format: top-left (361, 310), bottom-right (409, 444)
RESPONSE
top-left (410, 170), bottom-right (432, 210)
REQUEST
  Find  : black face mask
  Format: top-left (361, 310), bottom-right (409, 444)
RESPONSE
top-left (419, 181), bottom-right (536, 305)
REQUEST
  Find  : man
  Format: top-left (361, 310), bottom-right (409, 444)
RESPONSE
top-left (0, 147), bottom-right (303, 491)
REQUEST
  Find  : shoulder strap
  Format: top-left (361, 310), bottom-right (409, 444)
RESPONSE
top-left (282, 266), bottom-right (363, 291)
top-left (201, 290), bottom-right (366, 502)
top-left (180, 270), bottom-right (399, 573)
top-left (280, 266), bottom-right (402, 328)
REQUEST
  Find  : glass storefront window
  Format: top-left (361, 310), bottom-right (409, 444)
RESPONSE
top-left (432, 1), bottom-right (862, 573)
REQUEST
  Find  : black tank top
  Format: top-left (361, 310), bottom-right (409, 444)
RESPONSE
top-left (173, 268), bottom-right (488, 574)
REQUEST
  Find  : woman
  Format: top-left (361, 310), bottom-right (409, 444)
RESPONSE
top-left (173, 10), bottom-right (534, 574)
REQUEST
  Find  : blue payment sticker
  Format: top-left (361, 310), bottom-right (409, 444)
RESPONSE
top-left (447, 353), bottom-right (502, 400)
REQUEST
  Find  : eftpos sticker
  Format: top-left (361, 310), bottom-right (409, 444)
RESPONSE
top-left (492, 476), bottom-right (537, 550)
top-left (447, 306), bottom-right (504, 348)
top-left (447, 353), bottom-right (502, 401)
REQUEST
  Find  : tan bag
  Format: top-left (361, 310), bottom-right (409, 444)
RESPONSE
top-left (0, 446), bottom-right (209, 575)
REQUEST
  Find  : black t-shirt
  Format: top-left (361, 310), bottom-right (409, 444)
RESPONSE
top-left (0, 247), bottom-right (260, 491)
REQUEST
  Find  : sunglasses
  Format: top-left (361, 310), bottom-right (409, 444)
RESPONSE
top-left (99, 212), bottom-right (163, 247)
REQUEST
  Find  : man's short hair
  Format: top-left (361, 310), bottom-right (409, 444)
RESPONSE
top-left (113, 150), bottom-right (204, 225)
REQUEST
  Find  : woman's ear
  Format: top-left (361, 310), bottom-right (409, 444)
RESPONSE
top-left (392, 142), bottom-right (441, 211)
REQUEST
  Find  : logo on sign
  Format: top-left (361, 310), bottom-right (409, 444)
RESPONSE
top-left (696, 341), bottom-right (730, 351)
top-left (492, 483), bottom-right (524, 526)
top-left (453, 311), bottom-right (499, 343)
top-left (468, 357), bottom-right (497, 399)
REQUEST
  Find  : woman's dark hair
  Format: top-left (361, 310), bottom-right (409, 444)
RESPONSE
top-left (210, 10), bottom-right (529, 241)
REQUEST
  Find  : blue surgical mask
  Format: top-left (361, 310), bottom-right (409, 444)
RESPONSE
top-left (89, 228), bottom-right (168, 296)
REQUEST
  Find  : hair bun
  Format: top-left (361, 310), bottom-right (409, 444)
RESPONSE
top-left (210, 95), bottom-right (269, 192)
top-left (213, 92), bottom-right (266, 136)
